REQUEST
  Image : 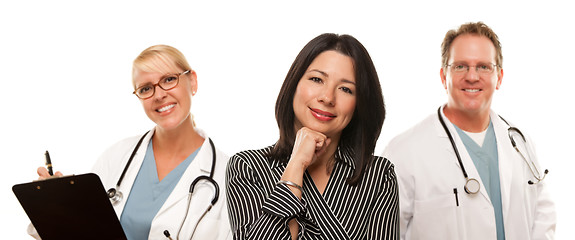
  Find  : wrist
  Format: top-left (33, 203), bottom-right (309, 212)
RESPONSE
top-left (277, 180), bottom-right (303, 193)
top-left (283, 161), bottom-right (305, 182)
top-left (287, 154), bottom-right (310, 171)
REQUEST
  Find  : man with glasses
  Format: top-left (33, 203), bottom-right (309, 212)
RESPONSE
top-left (384, 22), bottom-right (556, 240)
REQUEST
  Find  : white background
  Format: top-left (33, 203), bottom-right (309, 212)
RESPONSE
top-left (1, 0), bottom-right (573, 238)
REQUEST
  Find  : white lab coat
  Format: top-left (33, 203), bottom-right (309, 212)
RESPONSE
top-left (28, 128), bottom-right (232, 240)
top-left (384, 107), bottom-right (555, 240)
top-left (94, 128), bottom-right (231, 240)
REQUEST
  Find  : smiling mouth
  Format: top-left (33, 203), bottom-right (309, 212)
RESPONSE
top-left (310, 107), bottom-right (336, 120)
top-left (156, 104), bottom-right (175, 113)
top-left (463, 89), bottom-right (481, 93)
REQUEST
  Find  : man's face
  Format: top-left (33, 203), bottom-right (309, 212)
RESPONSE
top-left (441, 34), bottom-right (503, 116)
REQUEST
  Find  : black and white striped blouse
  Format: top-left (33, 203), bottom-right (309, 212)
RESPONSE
top-left (226, 145), bottom-right (399, 239)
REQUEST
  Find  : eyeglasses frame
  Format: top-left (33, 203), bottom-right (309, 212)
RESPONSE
top-left (133, 70), bottom-right (191, 99)
top-left (445, 63), bottom-right (500, 75)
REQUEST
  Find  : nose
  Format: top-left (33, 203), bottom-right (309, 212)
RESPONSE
top-left (318, 87), bottom-right (335, 106)
top-left (464, 67), bottom-right (480, 82)
top-left (153, 84), bottom-right (168, 100)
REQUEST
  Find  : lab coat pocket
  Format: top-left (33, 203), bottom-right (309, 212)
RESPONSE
top-left (412, 194), bottom-right (463, 240)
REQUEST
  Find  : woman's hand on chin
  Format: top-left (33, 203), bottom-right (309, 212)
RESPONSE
top-left (290, 127), bottom-right (332, 169)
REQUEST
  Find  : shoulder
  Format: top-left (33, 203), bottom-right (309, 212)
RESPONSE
top-left (227, 146), bottom-right (275, 171)
top-left (359, 156), bottom-right (398, 194)
top-left (92, 133), bottom-right (150, 183)
top-left (225, 146), bottom-right (278, 188)
top-left (388, 113), bottom-right (438, 147)
top-left (383, 113), bottom-right (442, 173)
top-left (232, 146), bottom-right (273, 161)
top-left (370, 156), bottom-right (394, 173)
top-left (384, 113), bottom-right (440, 161)
top-left (491, 110), bottom-right (521, 130)
top-left (97, 134), bottom-right (147, 163)
top-left (367, 156), bottom-right (396, 180)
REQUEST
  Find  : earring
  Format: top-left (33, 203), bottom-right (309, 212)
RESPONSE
top-left (192, 91), bottom-right (196, 95)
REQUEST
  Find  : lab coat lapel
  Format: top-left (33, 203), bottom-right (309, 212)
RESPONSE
top-left (491, 111), bottom-right (514, 220)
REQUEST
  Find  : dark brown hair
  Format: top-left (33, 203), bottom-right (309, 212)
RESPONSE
top-left (269, 33), bottom-right (385, 185)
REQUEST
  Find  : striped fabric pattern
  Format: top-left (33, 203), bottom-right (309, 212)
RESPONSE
top-left (226, 146), bottom-right (399, 239)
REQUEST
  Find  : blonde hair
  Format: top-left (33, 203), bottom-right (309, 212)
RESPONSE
top-left (132, 45), bottom-right (192, 87)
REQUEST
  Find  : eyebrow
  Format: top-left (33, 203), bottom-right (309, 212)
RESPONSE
top-left (307, 69), bottom-right (356, 85)
top-left (135, 82), bottom-right (153, 89)
top-left (450, 61), bottom-right (494, 65)
top-left (308, 69), bottom-right (329, 77)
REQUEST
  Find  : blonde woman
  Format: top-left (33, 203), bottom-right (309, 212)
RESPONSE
top-left (33, 45), bottom-right (230, 239)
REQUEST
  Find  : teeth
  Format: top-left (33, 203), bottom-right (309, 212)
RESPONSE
top-left (315, 111), bottom-right (334, 118)
top-left (464, 89), bottom-right (480, 92)
top-left (157, 104), bottom-right (175, 112)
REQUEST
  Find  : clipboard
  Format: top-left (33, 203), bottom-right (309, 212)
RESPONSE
top-left (12, 173), bottom-right (127, 240)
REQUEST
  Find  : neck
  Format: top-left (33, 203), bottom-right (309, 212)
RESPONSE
top-left (443, 105), bottom-right (490, 133)
top-left (152, 116), bottom-right (204, 182)
top-left (153, 116), bottom-right (203, 153)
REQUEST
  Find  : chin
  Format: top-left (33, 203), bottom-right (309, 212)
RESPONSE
top-left (463, 101), bottom-right (489, 111)
top-left (155, 118), bottom-right (185, 131)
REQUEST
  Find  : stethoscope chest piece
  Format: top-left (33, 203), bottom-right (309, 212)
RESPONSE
top-left (464, 178), bottom-right (480, 194)
top-left (107, 131), bottom-right (149, 205)
top-left (107, 187), bottom-right (123, 205)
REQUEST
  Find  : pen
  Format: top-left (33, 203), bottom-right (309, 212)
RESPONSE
top-left (453, 188), bottom-right (459, 206)
top-left (45, 150), bottom-right (53, 176)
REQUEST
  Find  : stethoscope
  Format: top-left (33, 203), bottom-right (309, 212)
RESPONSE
top-left (106, 131), bottom-right (220, 240)
top-left (437, 107), bottom-right (549, 194)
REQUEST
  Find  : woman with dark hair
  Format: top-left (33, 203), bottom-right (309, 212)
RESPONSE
top-left (226, 33), bottom-right (399, 239)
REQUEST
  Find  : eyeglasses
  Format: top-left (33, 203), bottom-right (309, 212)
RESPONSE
top-left (133, 70), bottom-right (190, 99)
top-left (446, 63), bottom-right (498, 75)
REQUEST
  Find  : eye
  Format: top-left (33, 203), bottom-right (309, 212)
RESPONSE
top-left (309, 77), bottom-right (322, 83)
top-left (477, 64), bottom-right (492, 72)
top-left (340, 86), bottom-right (353, 94)
top-left (163, 75), bottom-right (178, 83)
top-left (453, 64), bottom-right (467, 71)
top-left (138, 85), bottom-right (153, 94)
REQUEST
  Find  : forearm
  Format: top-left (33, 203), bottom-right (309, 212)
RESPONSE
top-left (228, 184), bottom-right (306, 239)
top-left (226, 155), bottom-right (307, 239)
top-left (280, 159), bottom-right (306, 199)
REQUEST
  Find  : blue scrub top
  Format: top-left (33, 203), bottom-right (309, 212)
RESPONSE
top-left (120, 140), bottom-right (200, 240)
top-left (455, 121), bottom-right (505, 240)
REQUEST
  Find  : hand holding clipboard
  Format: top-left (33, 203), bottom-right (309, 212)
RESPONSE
top-left (13, 151), bottom-right (127, 240)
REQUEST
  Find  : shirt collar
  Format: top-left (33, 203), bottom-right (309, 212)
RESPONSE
top-left (336, 146), bottom-right (356, 169)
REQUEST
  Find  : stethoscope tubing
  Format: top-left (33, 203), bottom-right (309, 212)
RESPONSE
top-left (437, 106), bottom-right (548, 194)
top-left (115, 131), bottom-right (150, 191)
top-left (437, 107), bottom-right (481, 194)
top-left (437, 108), bottom-right (470, 179)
